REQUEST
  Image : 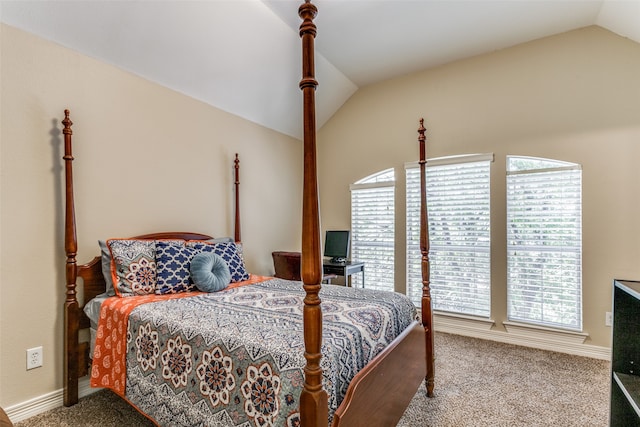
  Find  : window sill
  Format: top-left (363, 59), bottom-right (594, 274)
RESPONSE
top-left (419, 310), bottom-right (607, 359)
top-left (502, 321), bottom-right (588, 345)
top-left (431, 310), bottom-right (496, 333)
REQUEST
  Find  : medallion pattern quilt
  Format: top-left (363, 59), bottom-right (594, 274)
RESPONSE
top-left (93, 279), bottom-right (417, 426)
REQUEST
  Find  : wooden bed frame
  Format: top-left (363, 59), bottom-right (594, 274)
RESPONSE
top-left (62, 108), bottom-right (243, 406)
top-left (62, 1), bottom-right (435, 425)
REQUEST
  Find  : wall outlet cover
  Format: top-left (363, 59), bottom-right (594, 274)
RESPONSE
top-left (26, 346), bottom-right (43, 370)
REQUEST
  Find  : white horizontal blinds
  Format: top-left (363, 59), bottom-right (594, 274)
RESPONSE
top-left (350, 169), bottom-right (395, 291)
top-left (506, 156), bottom-right (582, 330)
top-left (406, 154), bottom-right (492, 316)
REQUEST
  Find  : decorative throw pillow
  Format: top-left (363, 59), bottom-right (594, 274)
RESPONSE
top-left (190, 252), bottom-right (231, 292)
top-left (186, 241), bottom-right (250, 283)
top-left (155, 240), bottom-right (197, 294)
top-left (207, 237), bottom-right (234, 243)
top-left (107, 239), bottom-right (157, 297)
top-left (98, 240), bottom-right (116, 296)
top-left (235, 242), bottom-right (244, 260)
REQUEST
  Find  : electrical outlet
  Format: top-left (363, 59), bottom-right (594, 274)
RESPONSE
top-left (26, 346), bottom-right (43, 370)
top-left (605, 312), bottom-right (613, 327)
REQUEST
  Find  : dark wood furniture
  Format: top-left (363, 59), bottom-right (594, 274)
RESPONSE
top-left (272, 251), bottom-right (303, 280)
top-left (610, 279), bottom-right (640, 425)
top-left (61, 108), bottom-right (434, 425)
top-left (323, 260), bottom-right (365, 287)
top-left (61, 1), bottom-right (434, 425)
top-left (272, 251), bottom-right (337, 283)
top-left (0, 406), bottom-right (13, 427)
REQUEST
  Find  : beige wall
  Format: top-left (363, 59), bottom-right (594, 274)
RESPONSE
top-left (317, 26), bottom-right (640, 349)
top-left (0, 24), bottom-right (303, 407)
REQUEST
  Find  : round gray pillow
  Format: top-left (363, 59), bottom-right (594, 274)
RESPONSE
top-left (190, 252), bottom-right (231, 292)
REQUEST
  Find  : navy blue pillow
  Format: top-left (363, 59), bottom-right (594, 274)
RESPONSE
top-left (155, 240), bottom-right (197, 294)
top-left (190, 252), bottom-right (231, 292)
top-left (187, 242), bottom-right (250, 283)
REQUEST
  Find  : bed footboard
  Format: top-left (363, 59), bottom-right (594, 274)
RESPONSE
top-left (331, 321), bottom-right (426, 427)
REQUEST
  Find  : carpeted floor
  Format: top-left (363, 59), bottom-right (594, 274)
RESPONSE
top-left (397, 333), bottom-right (610, 427)
top-left (14, 332), bottom-right (610, 426)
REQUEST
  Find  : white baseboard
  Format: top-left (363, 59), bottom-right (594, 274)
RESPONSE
top-left (434, 313), bottom-right (612, 360)
top-left (5, 378), bottom-right (100, 423)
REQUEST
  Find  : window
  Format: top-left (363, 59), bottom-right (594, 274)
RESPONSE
top-left (350, 169), bottom-right (395, 291)
top-left (506, 156), bottom-right (582, 330)
top-left (406, 154), bottom-right (492, 316)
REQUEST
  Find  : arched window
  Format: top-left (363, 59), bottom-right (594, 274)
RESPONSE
top-left (350, 169), bottom-right (395, 291)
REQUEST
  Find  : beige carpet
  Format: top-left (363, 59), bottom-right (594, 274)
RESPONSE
top-left (397, 333), bottom-right (609, 426)
top-left (14, 332), bottom-right (610, 426)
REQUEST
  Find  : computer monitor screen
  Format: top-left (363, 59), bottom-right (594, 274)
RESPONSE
top-left (324, 230), bottom-right (350, 262)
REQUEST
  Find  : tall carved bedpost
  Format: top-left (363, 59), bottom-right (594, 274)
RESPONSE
top-left (418, 118), bottom-right (435, 397)
top-left (234, 153), bottom-right (241, 242)
top-left (299, 1), bottom-right (329, 426)
top-left (62, 110), bottom-right (80, 406)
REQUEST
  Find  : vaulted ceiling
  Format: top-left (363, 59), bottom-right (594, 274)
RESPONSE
top-left (2, 0), bottom-right (639, 139)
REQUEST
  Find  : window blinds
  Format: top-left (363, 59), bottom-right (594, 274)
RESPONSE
top-left (350, 182), bottom-right (395, 291)
top-left (406, 155), bottom-right (492, 316)
top-left (506, 157), bottom-right (582, 330)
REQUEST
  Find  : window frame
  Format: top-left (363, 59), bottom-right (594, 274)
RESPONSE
top-left (406, 153), bottom-right (493, 317)
top-left (506, 155), bottom-right (583, 331)
top-left (349, 169), bottom-right (395, 291)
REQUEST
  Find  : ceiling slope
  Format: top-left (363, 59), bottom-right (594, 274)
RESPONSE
top-left (1, 0), bottom-right (638, 139)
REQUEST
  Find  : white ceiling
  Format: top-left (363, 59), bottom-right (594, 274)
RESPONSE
top-left (1, 0), bottom-right (639, 139)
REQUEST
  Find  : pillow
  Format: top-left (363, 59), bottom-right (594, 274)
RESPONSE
top-left (155, 240), bottom-right (197, 294)
top-left (207, 237), bottom-right (234, 243)
top-left (107, 239), bottom-right (157, 297)
top-left (235, 242), bottom-right (244, 260)
top-left (186, 241), bottom-right (250, 283)
top-left (190, 252), bottom-right (231, 292)
top-left (98, 240), bottom-right (116, 297)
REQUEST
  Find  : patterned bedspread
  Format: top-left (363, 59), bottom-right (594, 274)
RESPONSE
top-left (91, 279), bottom-right (417, 426)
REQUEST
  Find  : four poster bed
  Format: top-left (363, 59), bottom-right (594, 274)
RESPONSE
top-left (62, 1), bottom-right (434, 426)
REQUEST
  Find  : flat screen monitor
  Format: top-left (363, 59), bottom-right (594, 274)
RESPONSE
top-left (324, 230), bottom-right (350, 263)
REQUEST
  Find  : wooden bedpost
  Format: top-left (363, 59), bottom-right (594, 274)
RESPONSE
top-left (234, 153), bottom-right (241, 242)
top-left (299, 1), bottom-right (329, 426)
top-left (63, 109), bottom-right (80, 406)
top-left (418, 118), bottom-right (435, 397)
